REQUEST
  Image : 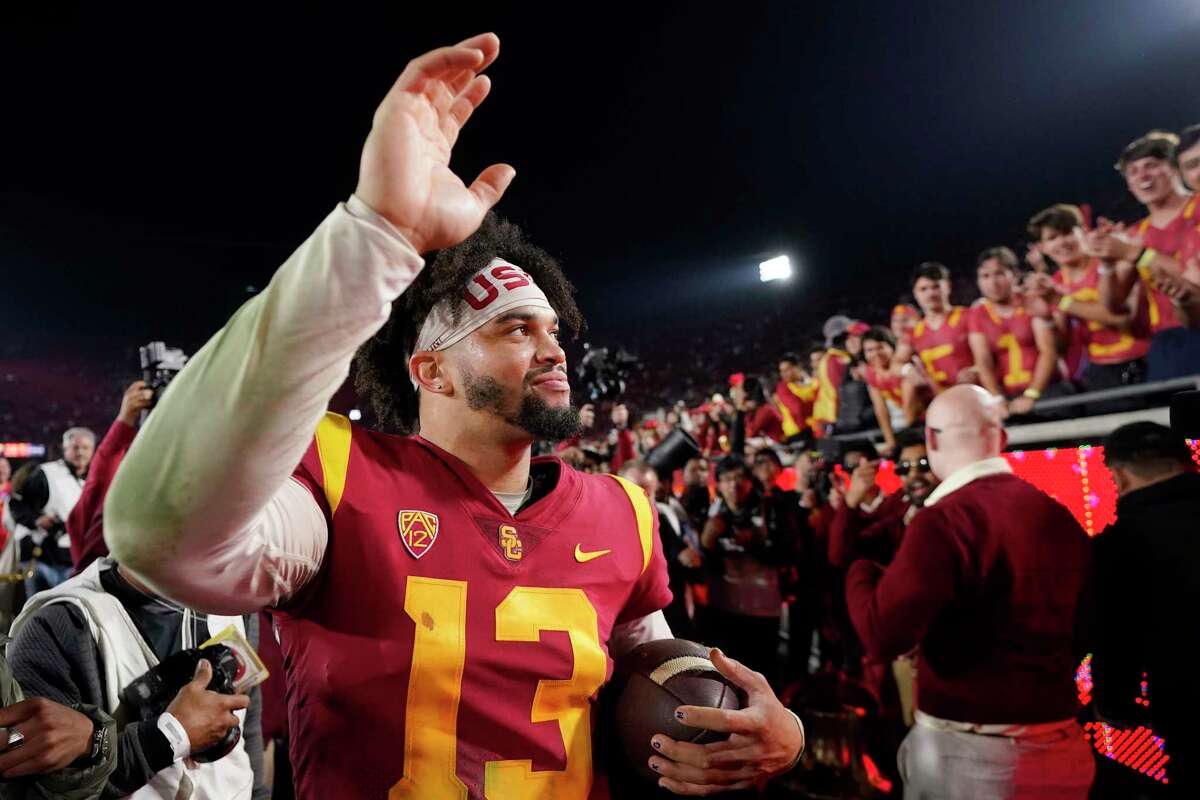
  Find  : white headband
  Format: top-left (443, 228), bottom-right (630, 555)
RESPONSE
top-left (410, 258), bottom-right (554, 387)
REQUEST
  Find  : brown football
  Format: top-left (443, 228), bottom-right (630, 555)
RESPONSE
top-left (614, 639), bottom-right (745, 783)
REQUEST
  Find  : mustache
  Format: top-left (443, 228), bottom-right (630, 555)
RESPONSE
top-left (524, 365), bottom-right (568, 385)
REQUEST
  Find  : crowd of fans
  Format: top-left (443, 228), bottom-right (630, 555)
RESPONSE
top-left (1, 126), bottom-right (1198, 798)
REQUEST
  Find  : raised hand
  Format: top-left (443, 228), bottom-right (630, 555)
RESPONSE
top-left (1084, 218), bottom-right (1141, 264)
top-left (118, 380), bottom-right (155, 427)
top-left (1025, 243), bottom-right (1047, 273)
top-left (355, 33), bottom-right (515, 254)
top-left (844, 459), bottom-right (879, 509)
top-left (579, 403), bottom-right (596, 430)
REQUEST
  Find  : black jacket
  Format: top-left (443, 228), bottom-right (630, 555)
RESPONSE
top-left (1091, 471), bottom-right (1200, 736)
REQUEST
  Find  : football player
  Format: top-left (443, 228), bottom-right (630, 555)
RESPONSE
top-left (104, 33), bottom-right (803, 800)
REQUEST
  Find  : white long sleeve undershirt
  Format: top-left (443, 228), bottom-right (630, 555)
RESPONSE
top-left (102, 196), bottom-right (670, 648)
top-left (104, 196), bottom-right (425, 613)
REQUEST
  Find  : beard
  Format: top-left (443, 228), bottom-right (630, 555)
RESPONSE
top-left (463, 369), bottom-right (582, 442)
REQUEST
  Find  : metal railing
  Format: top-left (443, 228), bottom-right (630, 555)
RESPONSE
top-left (830, 374), bottom-right (1200, 447)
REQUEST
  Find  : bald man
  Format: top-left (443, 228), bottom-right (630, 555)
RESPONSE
top-left (845, 386), bottom-right (1094, 798)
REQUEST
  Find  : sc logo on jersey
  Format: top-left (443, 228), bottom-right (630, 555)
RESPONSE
top-left (498, 524), bottom-right (523, 561)
top-left (398, 510), bottom-right (440, 559)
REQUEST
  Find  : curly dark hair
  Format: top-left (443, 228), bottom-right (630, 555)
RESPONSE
top-left (354, 212), bottom-right (584, 434)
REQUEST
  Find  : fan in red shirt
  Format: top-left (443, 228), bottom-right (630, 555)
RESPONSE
top-left (811, 335), bottom-right (852, 439)
top-left (774, 352), bottom-right (816, 441)
top-left (966, 247), bottom-right (1064, 417)
top-left (1023, 204), bottom-right (1150, 395)
top-left (907, 262), bottom-right (974, 393)
top-left (1087, 130), bottom-right (1200, 379)
top-left (860, 327), bottom-right (910, 456)
top-left (105, 34), bottom-right (804, 800)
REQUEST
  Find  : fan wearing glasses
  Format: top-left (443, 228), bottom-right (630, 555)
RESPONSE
top-left (828, 430), bottom-right (940, 570)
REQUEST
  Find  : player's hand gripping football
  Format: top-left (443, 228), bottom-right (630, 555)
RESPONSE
top-left (355, 32), bottom-right (515, 255)
top-left (647, 648), bottom-right (803, 795)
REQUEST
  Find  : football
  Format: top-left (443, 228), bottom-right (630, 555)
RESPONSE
top-left (614, 639), bottom-right (745, 783)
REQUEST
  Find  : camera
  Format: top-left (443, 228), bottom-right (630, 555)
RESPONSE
top-left (139, 342), bottom-right (189, 404)
top-left (121, 645), bottom-right (242, 763)
top-left (575, 345), bottom-right (639, 403)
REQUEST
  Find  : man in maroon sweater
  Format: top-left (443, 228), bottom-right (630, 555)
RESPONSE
top-left (846, 385), bottom-right (1094, 798)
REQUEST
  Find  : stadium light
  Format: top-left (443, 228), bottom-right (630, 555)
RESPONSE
top-left (759, 255), bottom-right (792, 283)
top-left (349, 409), bottom-right (363, 421)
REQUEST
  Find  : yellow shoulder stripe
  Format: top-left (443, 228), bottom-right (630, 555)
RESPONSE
top-left (608, 474), bottom-right (654, 574)
top-left (314, 411), bottom-right (352, 515)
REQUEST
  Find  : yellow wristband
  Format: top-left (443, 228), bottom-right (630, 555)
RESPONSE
top-left (1137, 248), bottom-right (1157, 269)
top-left (1023, 388), bottom-right (1042, 400)
top-left (1057, 295), bottom-right (1075, 312)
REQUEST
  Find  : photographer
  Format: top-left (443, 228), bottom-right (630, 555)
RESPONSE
top-left (6, 558), bottom-right (267, 798)
top-left (67, 381), bottom-right (154, 573)
top-left (7, 429), bottom-right (95, 594)
top-left (700, 456), bottom-right (800, 686)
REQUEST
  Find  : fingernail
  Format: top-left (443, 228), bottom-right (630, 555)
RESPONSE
top-left (674, 710), bottom-right (686, 720)
top-left (651, 739), bottom-right (662, 750)
top-left (650, 761), bottom-right (660, 772)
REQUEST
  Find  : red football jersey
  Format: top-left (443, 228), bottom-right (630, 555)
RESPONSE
top-left (1053, 262), bottom-right (1151, 366)
top-left (862, 364), bottom-right (901, 406)
top-left (773, 380), bottom-right (814, 438)
top-left (812, 350), bottom-right (851, 432)
top-left (966, 300), bottom-right (1050, 396)
top-left (911, 307), bottom-right (973, 390)
top-left (1133, 195), bottom-right (1199, 334)
top-left (275, 413), bottom-right (672, 800)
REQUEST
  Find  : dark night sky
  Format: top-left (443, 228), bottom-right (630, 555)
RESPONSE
top-left (3, 1), bottom-right (1199, 354)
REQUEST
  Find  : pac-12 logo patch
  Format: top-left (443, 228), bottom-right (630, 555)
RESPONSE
top-left (398, 510), bottom-right (439, 559)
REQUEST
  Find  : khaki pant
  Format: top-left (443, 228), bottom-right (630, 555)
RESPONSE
top-left (898, 714), bottom-right (1095, 799)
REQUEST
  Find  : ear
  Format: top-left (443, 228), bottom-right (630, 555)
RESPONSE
top-left (409, 352), bottom-right (450, 395)
top-left (998, 428), bottom-right (1008, 451)
top-left (926, 428), bottom-right (939, 452)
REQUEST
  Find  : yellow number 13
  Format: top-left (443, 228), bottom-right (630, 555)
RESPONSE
top-left (390, 578), bottom-right (606, 800)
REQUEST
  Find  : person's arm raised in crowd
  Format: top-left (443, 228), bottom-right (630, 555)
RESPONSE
top-left (67, 381), bottom-right (150, 573)
top-left (104, 34), bottom-right (514, 613)
top-left (967, 331), bottom-right (1004, 398)
top-left (1084, 220), bottom-right (1144, 312)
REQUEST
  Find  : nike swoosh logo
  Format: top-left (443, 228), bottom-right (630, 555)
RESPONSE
top-left (574, 544), bottom-right (611, 563)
